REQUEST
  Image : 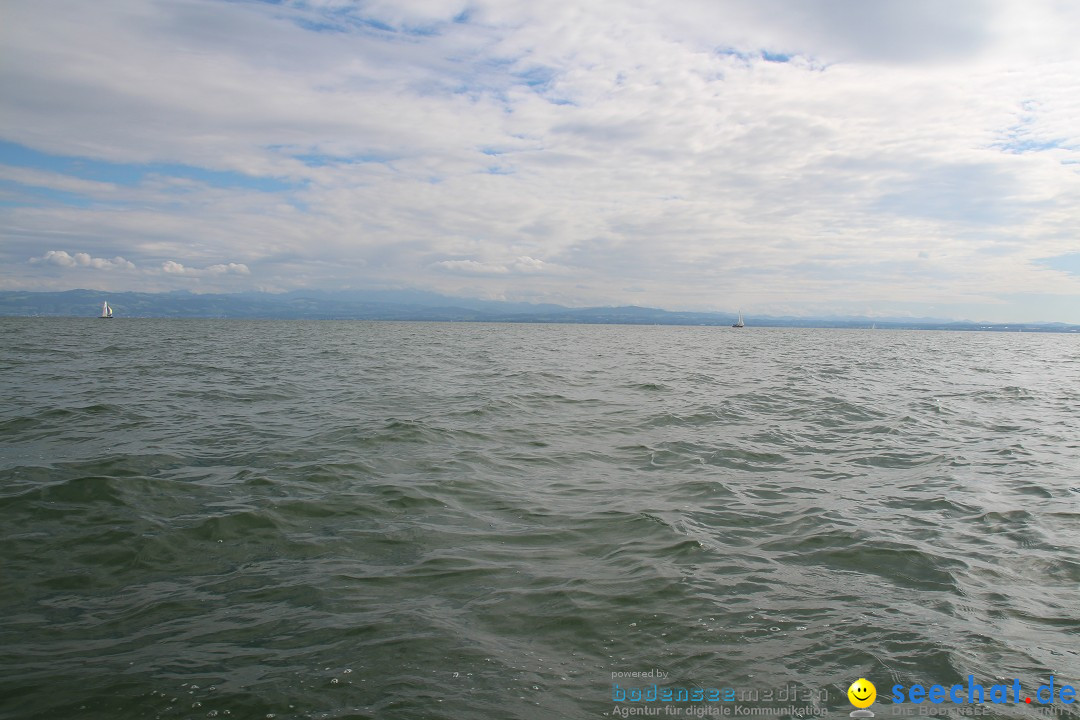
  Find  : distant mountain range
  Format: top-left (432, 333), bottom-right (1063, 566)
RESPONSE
top-left (1, 289), bottom-right (1077, 332)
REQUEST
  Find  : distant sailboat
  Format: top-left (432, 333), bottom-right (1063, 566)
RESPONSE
top-left (99, 301), bottom-right (113, 319)
top-left (732, 310), bottom-right (744, 328)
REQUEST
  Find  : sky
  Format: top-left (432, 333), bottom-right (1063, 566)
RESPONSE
top-left (2, 0), bottom-right (1079, 322)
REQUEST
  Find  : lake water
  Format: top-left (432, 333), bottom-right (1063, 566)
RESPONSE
top-left (1, 319), bottom-right (1078, 719)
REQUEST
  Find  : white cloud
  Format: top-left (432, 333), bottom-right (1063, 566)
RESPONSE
top-left (434, 260), bottom-right (510, 275)
top-left (511, 256), bottom-right (547, 273)
top-left (31, 250), bottom-right (79, 268)
top-left (206, 262), bottom-right (251, 275)
top-left (30, 250), bottom-right (136, 271)
top-left (24, 251), bottom-right (249, 285)
top-left (433, 256), bottom-right (556, 276)
top-left (2, 0), bottom-right (1080, 320)
top-left (161, 260), bottom-right (250, 276)
top-left (0, 166), bottom-right (117, 195)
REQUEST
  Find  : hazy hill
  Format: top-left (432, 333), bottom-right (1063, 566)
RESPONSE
top-left (1, 290), bottom-right (1077, 332)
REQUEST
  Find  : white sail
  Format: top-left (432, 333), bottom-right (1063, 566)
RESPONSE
top-left (732, 310), bottom-right (744, 328)
top-left (100, 301), bottom-right (112, 318)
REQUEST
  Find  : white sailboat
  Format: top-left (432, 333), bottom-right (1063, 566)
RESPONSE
top-left (732, 310), bottom-right (744, 328)
top-left (99, 301), bottom-right (113, 319)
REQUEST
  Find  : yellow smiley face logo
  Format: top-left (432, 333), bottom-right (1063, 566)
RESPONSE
top-left (848, 678), bottom-right (876, 709)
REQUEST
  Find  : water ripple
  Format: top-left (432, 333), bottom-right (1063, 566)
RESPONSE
top-left (1, 320), bottom-right (1078, 719)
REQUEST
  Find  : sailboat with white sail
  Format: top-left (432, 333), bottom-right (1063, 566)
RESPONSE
top-left (732, 310), bottom-right (744, 328)
top-left (99, 301), bottom-right (113, 319)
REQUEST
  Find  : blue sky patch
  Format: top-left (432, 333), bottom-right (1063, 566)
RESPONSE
top-left (289, 5), bottom-right (443, 37)
top-left (294, 17), bottom-right (347, 34)
top-left (994, 137), bottom-right (1064, 154)
top-left (513, 66), bottom-right (556, 89)
top-left (762, 51), bottom-right (792, 63)
top-left (716, 47), bottom-right (753, 62)
top-left (0, 140), bottom-right (297, 194)
top-left (293, 151), bottom-right (393, 167)
top-left (1036, 252), bottom-right (1080, 276)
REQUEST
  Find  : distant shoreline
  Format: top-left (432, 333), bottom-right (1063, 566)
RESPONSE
top-left (2, 316), bottom-right (1076, 334)
top-left (1, 290), bottom-right (1077, 332)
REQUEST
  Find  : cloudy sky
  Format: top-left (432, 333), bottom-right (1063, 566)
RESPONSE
top-left (2, 0), bottom-right (1079, 321)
